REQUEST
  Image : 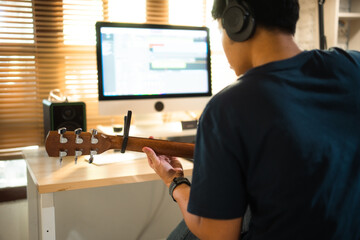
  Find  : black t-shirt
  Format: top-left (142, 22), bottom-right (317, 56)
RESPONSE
top-left (188, 48), bottom-right (360, 239)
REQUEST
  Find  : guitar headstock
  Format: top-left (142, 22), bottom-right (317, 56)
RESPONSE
top-left (45, 128), bottom-right (112, 163)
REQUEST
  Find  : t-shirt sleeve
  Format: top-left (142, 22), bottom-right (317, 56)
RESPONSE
top-left (187, 101), bottom-right (248, 219)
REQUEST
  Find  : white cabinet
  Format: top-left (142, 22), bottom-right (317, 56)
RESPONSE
top-left (324, 0), bottom-right (360, 50)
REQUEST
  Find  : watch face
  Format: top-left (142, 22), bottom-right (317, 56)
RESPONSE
top-left (174, 177), bottom-right (182, 183)
top-left (169, 177), bottom-right (191, 202)
top-left (174, 177), bottom-right (186, 183)
top-left (174, 177), bottom-right (191, 185)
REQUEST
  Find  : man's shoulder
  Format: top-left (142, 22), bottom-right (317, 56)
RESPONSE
top-left (327, 47), bottom-right (360, 58)
top-left (314, 47), bottom-right (360, 66)
top-left (204, 80), bottom-right (255, 113)
top-left (209, 77), bottom-right (262, 102)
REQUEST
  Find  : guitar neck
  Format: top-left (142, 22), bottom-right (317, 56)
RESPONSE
top-left (45, 130), bottom-right (195, 159)
top-left (110, 136), bottom-right (195, 159)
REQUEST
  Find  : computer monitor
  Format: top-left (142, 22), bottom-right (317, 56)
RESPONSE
top-left (95, 22), bottom-right (212, 121)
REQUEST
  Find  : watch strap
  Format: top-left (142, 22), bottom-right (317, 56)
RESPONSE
top-left (169, 177), bottom-right (191, 202)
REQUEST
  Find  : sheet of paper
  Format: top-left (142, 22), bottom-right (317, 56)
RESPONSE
top-left (84, 150), bottom-right (146, 165)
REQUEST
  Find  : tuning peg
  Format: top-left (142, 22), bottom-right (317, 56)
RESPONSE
top-left (74, 128), bottom-right (83, 144)
top-left (90, 129), bottom-right (99, 144)
top-left (59, 150), bottom-right (67, 165)
top-left (74, 150), bottom-right (82, 164)
top-left (89, 150), bottom-right (97, 164)
top-left (58, 127), bottom-right (68, 144)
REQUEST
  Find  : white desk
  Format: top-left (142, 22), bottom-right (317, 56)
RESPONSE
top-left (25, 147), bottom-right (193, 240)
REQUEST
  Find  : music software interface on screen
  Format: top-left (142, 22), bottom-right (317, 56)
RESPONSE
top-left (100, 27), bottom-right (209, 97)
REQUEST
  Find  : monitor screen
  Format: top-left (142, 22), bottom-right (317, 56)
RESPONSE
top-left (96, 22), bottom-right (212, 117)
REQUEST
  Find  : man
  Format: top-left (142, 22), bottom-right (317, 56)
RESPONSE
top-left (143, 0), bottom-right (360, 239)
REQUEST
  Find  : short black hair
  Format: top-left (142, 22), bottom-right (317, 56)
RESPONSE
top-left (212, 0), bottom-right (300, 35)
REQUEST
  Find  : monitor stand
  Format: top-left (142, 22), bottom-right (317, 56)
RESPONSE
top-left (99, 112), bottom-right (198, 141)
top-left (133, 113), bottom-right (164, 129)
top-left (132, 112), bottom-right (199, 140)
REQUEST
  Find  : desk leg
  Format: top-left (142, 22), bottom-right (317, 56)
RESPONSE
top-left (27, 169), bottom-right (56, 240)
top-left (27, 169), bottom-right (38, 240)
top-left (39, 193), bottom-right (56, 239)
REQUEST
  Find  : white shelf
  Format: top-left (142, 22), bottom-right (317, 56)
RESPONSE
top-left (324, 0), bottom-right (360, 50)
top-left (339, 12), bottom-right (360, 19)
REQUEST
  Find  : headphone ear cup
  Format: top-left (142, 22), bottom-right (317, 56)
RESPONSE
top-left (222, 1), bottom-right (255, 42)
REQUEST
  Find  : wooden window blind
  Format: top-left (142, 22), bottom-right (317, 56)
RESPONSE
top-left (0, 0), bottom-right (208, 151)
top-left (0, 0), bottom-right (38, 150)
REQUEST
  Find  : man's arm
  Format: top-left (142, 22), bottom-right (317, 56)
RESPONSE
top-left (173, 184), bottom-right (243, 239)
top-left (142, 147), bottom-right (243, 240)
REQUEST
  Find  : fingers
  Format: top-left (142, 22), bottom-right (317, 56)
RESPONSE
top-left (142, 146), bottom-right (156, 158)
top-left (142, 147), bottom-right (185, 186)
top-left (142, 147), bottom-right (158, 168)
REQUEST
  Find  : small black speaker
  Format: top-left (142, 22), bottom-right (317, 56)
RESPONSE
top-left (43, 99), bottom-right (86, 137)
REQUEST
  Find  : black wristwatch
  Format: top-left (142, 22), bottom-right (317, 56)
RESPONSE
top-left (169, 177), bottom-right (191, 202)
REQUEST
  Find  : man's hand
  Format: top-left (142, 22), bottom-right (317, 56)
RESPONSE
top-left (143, 146), bottom-right (243, 239)
top-left (142, 147), bottom-right (184, 187)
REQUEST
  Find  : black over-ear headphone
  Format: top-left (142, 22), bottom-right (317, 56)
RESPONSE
top-left (222, 0), bottom-right (256, 42)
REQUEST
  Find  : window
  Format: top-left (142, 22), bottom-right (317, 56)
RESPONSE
top-left (0, 0), bottom-right (215, 151)
top-left (169, 0), bottom-right (206, 26)
top-left (0, 160), bottom-right (27, 188)
top-left (108, 0), bottom-right (146, 23)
